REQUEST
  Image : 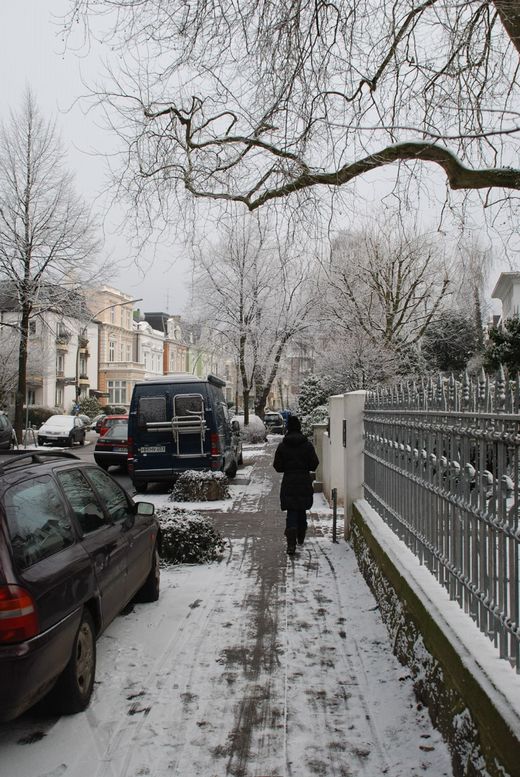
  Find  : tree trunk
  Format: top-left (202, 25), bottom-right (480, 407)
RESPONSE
top-left (494, 0), bottom-right (520, 57)
top-left (14, 306), bottom-right (30, 442)
top-left (242, 388), bottom-right (250, 425)
top-left (473, 285), bottom-right (484, 351)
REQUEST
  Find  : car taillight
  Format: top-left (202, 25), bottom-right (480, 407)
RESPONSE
top-left (0, 585), bottom-right (39, 643)
top-left (127, 436), bottom-right (134, 459)
top-left (210, 433), bottom-right (220, 457)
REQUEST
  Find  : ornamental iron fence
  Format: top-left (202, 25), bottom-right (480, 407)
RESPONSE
top-left (364, 369), bottom-right (520, 671)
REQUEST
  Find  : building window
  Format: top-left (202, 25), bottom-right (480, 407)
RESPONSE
top-left (56, 353), bottom-right (65, 374)
top-left (109, 340), bottom-right (115, 362)
top-left (110, 307), bottom-right (115, 323)
top-left (108, 380), bottom-right (127, 405)
top-left (126, 343), bottom-right (132, 362)
top-left (55, 387), bottom-right (63, 407)
top-left (27, 390), bottom-right (36, 405)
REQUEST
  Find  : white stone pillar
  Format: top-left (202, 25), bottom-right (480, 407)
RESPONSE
top-left (343, 390), bottom-right (366, 538)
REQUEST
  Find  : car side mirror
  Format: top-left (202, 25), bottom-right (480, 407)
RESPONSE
top-left (135, 501), bottom-right (155, 516)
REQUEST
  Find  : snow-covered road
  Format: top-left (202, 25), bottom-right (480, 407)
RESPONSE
top-left (0, 443), bottom-right (452, 777)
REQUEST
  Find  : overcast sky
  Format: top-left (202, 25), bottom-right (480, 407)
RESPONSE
top-left (0, 0), bottom-right (191, 315)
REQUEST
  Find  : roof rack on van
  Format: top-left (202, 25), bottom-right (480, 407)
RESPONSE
top-left (0, 450), bottom-right (79, 475)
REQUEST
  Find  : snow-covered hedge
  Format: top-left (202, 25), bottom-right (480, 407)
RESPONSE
top-left (301, 404), bottom-right (328, 438)
top-left (156, 506), bottom-right (226, 564)
top-left (232, 414), bottom-right (266, 444)
top-left (171, 470), bottom-right (230, 502)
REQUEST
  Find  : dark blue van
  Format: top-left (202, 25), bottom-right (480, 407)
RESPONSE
top-left (127, 374), bottom-right (242, 492)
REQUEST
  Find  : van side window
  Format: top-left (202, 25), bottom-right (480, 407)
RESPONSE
top-left (138, 396), bottom-right (167, 425)
top-left (174, 394), bottom-right (204, 417)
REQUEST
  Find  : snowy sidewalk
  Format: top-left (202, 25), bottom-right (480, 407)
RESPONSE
top-left (0, 443), bottom-right (453, 777)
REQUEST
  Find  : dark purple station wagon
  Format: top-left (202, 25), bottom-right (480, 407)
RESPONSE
top-left (0, 451), bottom-right (160, 722)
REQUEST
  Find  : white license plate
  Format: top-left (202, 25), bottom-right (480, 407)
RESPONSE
top-left (114, 446), bottom-right (127, 452)
top-left (140, 445), bottom-right (166, 453)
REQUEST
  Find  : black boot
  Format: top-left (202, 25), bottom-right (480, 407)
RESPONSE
top-left (286, 527), bottom-right (297, 555)
top-left (297, 525), bottom-right (307, 545)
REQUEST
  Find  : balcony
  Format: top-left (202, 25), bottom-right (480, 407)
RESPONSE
top-left (78, 335), bottom-right (89, 350)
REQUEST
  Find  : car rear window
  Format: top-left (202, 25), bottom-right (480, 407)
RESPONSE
top-left (4, 476), bottom-right (75, 570)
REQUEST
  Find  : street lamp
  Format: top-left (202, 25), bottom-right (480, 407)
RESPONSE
top-left (74, 298), bottom-right (143, 411)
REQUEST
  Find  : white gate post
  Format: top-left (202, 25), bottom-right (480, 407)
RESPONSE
top-left (343, 390), bottom-right (366, 538)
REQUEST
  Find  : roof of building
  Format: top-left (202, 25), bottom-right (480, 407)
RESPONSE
top-left (491, 272), bottom-right (520, 300)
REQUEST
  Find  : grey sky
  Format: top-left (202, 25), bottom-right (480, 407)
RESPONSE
top-left (0, 0), bottom-right (191, 315)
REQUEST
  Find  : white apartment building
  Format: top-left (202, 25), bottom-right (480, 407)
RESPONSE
top-left (135, 319), bottom-right (164, 379)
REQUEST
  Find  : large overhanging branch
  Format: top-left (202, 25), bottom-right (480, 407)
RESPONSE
top-left (183, 142), bottom-right (520, 211)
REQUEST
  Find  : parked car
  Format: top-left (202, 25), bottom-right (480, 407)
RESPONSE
top-left (0, 450), bottom-right (160, 721)
top-left (128, 373), bottom-right (242, 492)
top-left (98, 415), bottom-right (128, 438)
top-left (0, 412), bottom-right (14, 450)
top-left (264, 411), bottom-right (285, 435)
top-left (94, 423), bottom-right (129, 471)
top-left (91, 413), bottom-right (106, 433)
top-left (38, 415), bottom-right (86, 447)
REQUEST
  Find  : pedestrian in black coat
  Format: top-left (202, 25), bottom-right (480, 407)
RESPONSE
top-left (273, 415), bottom-right (319, 555)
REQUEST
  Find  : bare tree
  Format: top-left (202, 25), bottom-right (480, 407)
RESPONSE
top-left (191, 214), bottom-right (318, 422)
top-left (326, 229), bottom-right (451, 350)
top-left (65, 0), bottom-right (520, 217)
top-left (0, 91), bottom-right (100, 438)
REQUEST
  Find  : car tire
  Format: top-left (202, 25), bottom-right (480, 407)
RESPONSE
top-left (79, 435), bottom-right (85, 446)
top-left (225, 460), bottom-right (238, 478)
top-left (37, 437), bottom-right (44, 446)
top-left (134, 481), bottom-right (148, 493)
top-left (238, 451), bottom-right (243, 465)
top-left (136, 545), bottom-right (160, 603)
top-left (68, 433), bottom-right (74, 448)
top-left (52, 609), bottom-right (96, 714)
top-left (96, 461), bottom-right (109, 471)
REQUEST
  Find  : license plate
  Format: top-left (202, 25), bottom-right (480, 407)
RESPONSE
top-left (140, 445), bottom-right (166, 453)
top-left (114, 446), bottom-right (127, 452)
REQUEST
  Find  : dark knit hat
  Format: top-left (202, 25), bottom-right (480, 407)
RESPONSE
top-left (286, 415), bottom-right (301, 433)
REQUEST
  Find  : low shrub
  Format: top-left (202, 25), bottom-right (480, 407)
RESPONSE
top-left (25, 405), bottom-right (61, 427)
top-left (156, 506), bottom-right (226, 564)
top-left (101, 405), bottom-right (127, 415)
top-left (233, 414), bottom-right (267, 444)
top-left (78, 397), bottom-right (101, 418)
top-left (171, 470), bottom-right (230, 502)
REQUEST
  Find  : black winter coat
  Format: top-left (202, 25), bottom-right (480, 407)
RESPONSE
top-left (273, 432), bottom-right (320, 511)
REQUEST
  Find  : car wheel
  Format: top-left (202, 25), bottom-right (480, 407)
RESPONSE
top-left (52, 609), bottom-right (96, 714)
top-left (79, 434), bottom-right (85, 446)
top-left (238, 451), bottom-right (243, 465)
top-left (37, 437), bottom-right (44, 446)
top-left (225, 460), bottom-right (238, 478)
top-left (68, 433), bottom-right (74, 447)
top-left (134, 481), bottom-right (148, 493)
top-left (136, 544), bottom-right (160, 602)
top-left (96, 461), bottom-right (109, 471)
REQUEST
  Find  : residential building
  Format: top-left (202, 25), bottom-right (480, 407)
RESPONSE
top-left (491, 272), bottom-right (520, 322)
top-left (135, 319), bottom-right (164, 379)
top-left (88, 286), bottom-right (145, 408)
top-left (0, 295), bottom-right (98, 412)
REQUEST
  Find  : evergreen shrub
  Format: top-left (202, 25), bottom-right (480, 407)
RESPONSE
top-left (156, 506), bottom-right (226, 564)
top-left (25, 406), bottom-right (61, 427)
top-left (171, 470), bottom-right (230, 501)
